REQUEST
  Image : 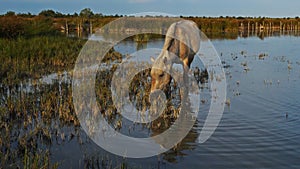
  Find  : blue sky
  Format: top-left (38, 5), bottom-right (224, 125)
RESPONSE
top-left (0, 0), bottom-right (299, 17)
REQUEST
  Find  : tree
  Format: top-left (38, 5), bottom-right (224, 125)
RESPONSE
top-left (80, 8), bottom-right (94, 18)
top-left (17, 12), bottom-right (34, 18)
top-left (55, 11), bottom-right (64, 18)
top-left (39, 10), bottom-right (56, 17)
top-left (5, 11), bottom-right (15, 16)
top-left (94, 13), bottom-right (103, 18)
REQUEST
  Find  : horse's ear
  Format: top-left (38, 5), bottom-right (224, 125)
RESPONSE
top-left (151, 56), bottom-right (155, 63)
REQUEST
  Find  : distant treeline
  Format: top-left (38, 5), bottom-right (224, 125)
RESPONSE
top-left (0, 8), bottom-right (118, 38)
top-left (2, 8), bottom-right (299, 20)
top-left (1, 8), bottom-right (300, 39)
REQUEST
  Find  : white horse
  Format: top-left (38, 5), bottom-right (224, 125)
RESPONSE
top-left (150, 20), bottom-right (200, 101)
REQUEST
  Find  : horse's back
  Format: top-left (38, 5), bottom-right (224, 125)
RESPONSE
top-left (164, 20), bottom-right (200, 67)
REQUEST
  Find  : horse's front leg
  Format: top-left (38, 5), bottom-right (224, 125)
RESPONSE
top-left (179, 64), bottom-right (190, 108)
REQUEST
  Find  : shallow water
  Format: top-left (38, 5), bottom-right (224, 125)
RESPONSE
top-left (194, 36), bottom-right (300, 168)
top-left (1, 33), bottom-right (300, 168)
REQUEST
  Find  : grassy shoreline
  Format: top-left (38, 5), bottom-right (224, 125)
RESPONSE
top-left (0, 36), bottom-right (86, 85)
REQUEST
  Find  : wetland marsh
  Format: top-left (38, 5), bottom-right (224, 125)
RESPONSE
top-left (1, 30), bottom-right (300, 168)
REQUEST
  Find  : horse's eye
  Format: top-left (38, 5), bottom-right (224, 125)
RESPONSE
top-left (159, 73), bottom-right (164, 78)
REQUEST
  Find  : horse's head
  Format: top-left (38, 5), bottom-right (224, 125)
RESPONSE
top-left (150, 51), bottom-right (175, 94)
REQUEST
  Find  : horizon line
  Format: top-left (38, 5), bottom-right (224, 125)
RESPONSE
top-left (0, 9), bottom-right (299, 19)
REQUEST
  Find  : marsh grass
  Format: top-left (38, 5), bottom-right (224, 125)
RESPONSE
top-left (0, 81), bottom-right (78, 168)
top-left (0, 36), bottom-right (86, 85)
top-left (0, 36), bottom-right (134, 167)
